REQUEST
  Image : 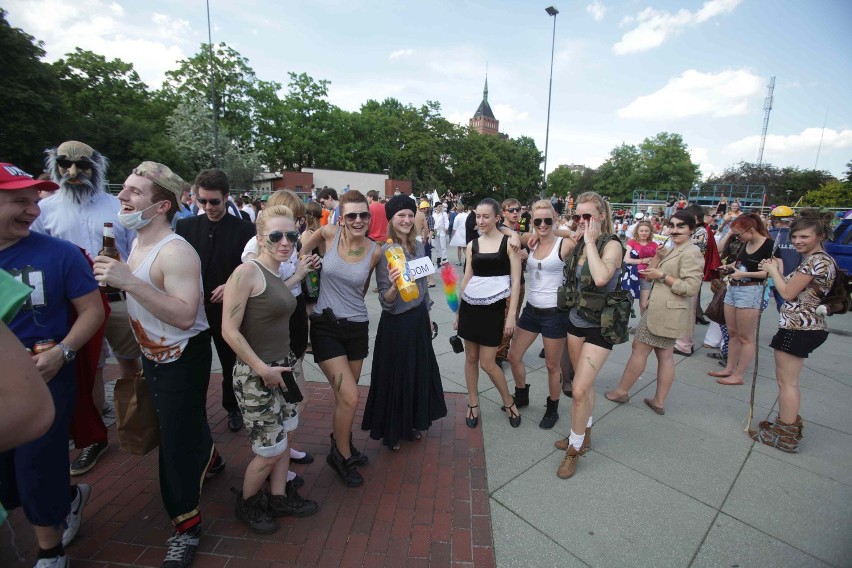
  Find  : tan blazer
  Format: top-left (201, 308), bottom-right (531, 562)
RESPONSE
top-left (645, 241), bottom-right (705, 338)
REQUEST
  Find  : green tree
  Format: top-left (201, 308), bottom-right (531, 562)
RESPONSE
top-left (844, 160), bottom-right (852, 184)
top-left (0, 9), bottom-right (66, 172)
top-left (779, 167), bottom-right (836, 205)
top-left (593, 143), bottom-right (641, 202)
top-left (52, 48), bottom-right (157, 179)
top-left (633, 132), bottom-right (700, 197)
top-left (801, 180), bottom-right (850, 208)
top-left (547, 165), bottom-right (582, 198)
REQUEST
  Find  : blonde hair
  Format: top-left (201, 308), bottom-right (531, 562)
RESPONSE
top-left (633, 220), bottom-right (654, 243)
top-left (531, 199), bottom-right (555, 215)
top-left (256, 204), bottom-right (294, 236)
top-left (267, 190), bottom-right (305, 219)
top-left (387, 215), bottom-right (418, 255)
top-left (576, 191), bottom-right (614, 234)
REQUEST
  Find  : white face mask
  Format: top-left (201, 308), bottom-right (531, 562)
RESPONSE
top-left (118, 201), bottom-right (163, 230)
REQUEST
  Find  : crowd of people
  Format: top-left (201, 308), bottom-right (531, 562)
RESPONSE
top-left (0, 143), bottom-right (844, 568)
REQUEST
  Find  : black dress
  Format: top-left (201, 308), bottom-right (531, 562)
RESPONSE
top-left (362, 243), bottom-right (447, 449)
top-left (457, 235), bottom-right (511, 346)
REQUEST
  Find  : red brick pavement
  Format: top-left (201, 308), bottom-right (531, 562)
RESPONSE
top-left (1, 369), bottom-right (495, 568)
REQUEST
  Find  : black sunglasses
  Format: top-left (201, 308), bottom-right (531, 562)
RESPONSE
top-left (504, 207), bottom-right (521, 213)
top-left (263, 230), bottom-right (300, 244)
top-left (57, 159), bottom-right (94, 170)
top-left (572, 214), bottom-right (593, 221)
top-left (533, 218), bottom-right (554, 226)
top-left (344, 211), bottom-right (372, 221)
top-left (196, 197), bottom-right (222, 206)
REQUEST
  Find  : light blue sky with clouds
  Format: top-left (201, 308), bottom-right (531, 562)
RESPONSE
top-left (7, 0), bottom-right (852, 180)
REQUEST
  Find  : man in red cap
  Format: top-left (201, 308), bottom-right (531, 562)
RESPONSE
top-left (0, 163), bottom-right (105, 568)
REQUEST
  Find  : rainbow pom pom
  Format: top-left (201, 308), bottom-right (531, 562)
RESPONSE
top-left (440, 263), bottom-right (460, 312)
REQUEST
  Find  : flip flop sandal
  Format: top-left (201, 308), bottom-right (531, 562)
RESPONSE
top-left (706, 352), bottom-right (725, 360)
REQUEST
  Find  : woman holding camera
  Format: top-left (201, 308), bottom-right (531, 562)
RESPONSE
top-left (605, 210), bottom-right (704, 413)
top-left (362, 196), bottom-right (447, 451)
top-left (708, 213), bottom-right (774, 385)
top-left (223, 205), bottom-right (319, 535)
top-left (300, 191), bottom-right (383, 487)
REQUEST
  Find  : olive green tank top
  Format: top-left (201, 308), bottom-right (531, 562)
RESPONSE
top-left (239, 260), bottom-right (296, 363)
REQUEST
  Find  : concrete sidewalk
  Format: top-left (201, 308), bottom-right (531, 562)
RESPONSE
top-left (379, 271), bottom-right (850, 568)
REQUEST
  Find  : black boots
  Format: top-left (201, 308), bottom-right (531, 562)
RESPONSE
top-left (514, 385), bottom-right (530, 408)
top-left (234, 489), bottom-right (278, 535)
top-left (266, 482), bottom-right (319, 518)
top-left (539, 397), bottom-right (559, 429)
top-left (327, 445), bottom-right (364, 487)
top-left (330, 433), bottom-right (368, 466)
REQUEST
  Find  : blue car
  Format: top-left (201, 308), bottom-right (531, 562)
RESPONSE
top-left (825, 218), bottom-right (852, 283)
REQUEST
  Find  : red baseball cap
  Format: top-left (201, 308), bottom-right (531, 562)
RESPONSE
top-left (0, 163), bottom-right (59, 191)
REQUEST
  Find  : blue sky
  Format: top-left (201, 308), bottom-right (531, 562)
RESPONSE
top-left (6, 0), bottom-right (852, 180)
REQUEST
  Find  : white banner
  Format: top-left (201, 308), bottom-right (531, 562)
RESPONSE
top-left (406, 256), bottom-right (436, 280)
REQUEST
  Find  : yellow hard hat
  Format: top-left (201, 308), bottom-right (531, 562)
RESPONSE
top-left (419, 201), bottom-right (430, 209)
top-left (770, 205), bottom-right (794, 218)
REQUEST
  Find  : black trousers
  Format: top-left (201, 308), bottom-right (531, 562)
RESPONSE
top-left (205, 304), bottom-right (238, 413)
top-left (143, 331), bottom-right (215, 531)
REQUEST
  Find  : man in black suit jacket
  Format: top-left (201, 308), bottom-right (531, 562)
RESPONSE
top-left (175, 168), bottom-right (256, 432)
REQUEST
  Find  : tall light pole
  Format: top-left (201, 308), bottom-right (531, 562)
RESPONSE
top-left (541, 6), bottom-right (558, 198)
top-left (206, 0), bottom-right (220, 167)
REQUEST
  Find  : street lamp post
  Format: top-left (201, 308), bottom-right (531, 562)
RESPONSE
top-left (541, 6), bottom-right (559, 198)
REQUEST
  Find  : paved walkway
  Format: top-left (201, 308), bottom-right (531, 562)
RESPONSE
top-left (3, 266), bottom-right (850, 567)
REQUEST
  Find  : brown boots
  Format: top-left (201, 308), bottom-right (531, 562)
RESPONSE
top-left (554, 427), bottom-right (591, 479)
top-left (751, 415), bottom-right (804, 453)
top-left (554, 427), bottom-right (591, 452)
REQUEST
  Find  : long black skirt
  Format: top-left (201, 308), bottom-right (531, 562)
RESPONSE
top-left (361, 302), bottom-right (447, 449)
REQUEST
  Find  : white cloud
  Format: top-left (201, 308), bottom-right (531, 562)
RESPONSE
top-left (613, 0), bottom-right (742, 55)
top-left (586, 1), bottom-right (607, 22)
top-left (5, 0), bottom-right (194, 87)
top-left (492, 104), bottom-right (529, 123)
top-left (618, 69), bottom-right (764, 119)
top-left (725, 128), bottom-right (852, 156)
top-left (389, 49), bottom-right (414, 60)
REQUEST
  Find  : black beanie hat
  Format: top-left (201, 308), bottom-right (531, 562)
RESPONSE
top-left (385, 194), bottom-right (417, 221)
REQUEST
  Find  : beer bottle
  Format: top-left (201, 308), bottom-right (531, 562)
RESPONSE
top-left (99, 222), bottom-right (121, 293)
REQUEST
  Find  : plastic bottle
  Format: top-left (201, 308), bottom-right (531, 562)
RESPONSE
top-left (384, 239), bottom-right (419, 302)
top-left (99, 222), bottom-right (121, 293)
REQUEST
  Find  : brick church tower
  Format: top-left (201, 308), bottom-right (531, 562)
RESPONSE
top-left (469, 75), bottom-right (500, 136)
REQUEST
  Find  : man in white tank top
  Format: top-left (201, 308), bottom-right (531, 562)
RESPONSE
top-left (94, 161), bottom-right (218, 568)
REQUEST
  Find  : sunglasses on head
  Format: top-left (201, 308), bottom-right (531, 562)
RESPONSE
top-left (57, 158), bottom-right (93, 170)
top-left (263, 230), bottom-right (300, 244)
top-left (196, 197), bottom-right (222, 206)
top-left (504, 207), bottom-right (521, 213)
top-left (572, 214), bottom-right (593, 221)
top-left (533, 217), bottom-right (553, 226)
top-left (344, 211), bottom-right (372, 222)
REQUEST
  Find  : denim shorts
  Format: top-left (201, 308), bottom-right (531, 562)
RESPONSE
top-left (724, 284), bottom-right (764, 309)
top-left (518, 303), bottom-right (570, 339)
top-left (639, 279), bottom-right (654, 291)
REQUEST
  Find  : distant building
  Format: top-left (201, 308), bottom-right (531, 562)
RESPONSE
top-left (469, 75), bottom-right (507, 139)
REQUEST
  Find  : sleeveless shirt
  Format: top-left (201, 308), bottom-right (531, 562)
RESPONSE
top-left (239, 260), bottom-right (296, 363)
top-left (314, 227), bottom-right (377, 321)
top-left (526, 238), bottom-right (564, 309)
top-left (462, 235), bottom-right (511, 305)
top-left (126, 233), bottom-right (209, 364)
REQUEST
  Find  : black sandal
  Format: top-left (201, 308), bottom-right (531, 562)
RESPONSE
top-left (466, 404), bottom-right (479, 428)
top-left (502, 402), bottom-right (521, 428)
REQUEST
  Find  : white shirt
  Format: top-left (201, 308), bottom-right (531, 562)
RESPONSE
top-left (242, 205), bottom-right (256, 222)
top-left (432, 211), bottom-right (449, 234)
top-left (32, 191), bottom-right (134, 261)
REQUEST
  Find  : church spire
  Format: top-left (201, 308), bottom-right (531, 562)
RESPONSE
top-left (483, 72), bottom-right (489, 104)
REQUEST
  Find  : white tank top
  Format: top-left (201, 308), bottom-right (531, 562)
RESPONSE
top-left (525, 237), bottom-right (564, 309)
top-left (127, 233), bottom-right (209, 363)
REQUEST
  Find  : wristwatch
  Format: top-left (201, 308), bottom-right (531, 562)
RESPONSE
top-left (56, 342), bottom-right (77, 365)
top-left (658, 273), bottom-right (667, 283)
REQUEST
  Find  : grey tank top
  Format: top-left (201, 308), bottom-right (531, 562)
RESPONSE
top-left (569, 261), bottom-right (622, 329)
top-left (314, 227), bottom-right (377, 322)
top-left (239, 260), bottom-right (296, 363)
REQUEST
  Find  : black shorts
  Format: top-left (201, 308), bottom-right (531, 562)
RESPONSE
top-left (309, 314), bottom-right (370, 363)
top-left (567, 319), bottom-right (613, 351)
top-left (289, 294), bottom-right (309, 358)
top-left (770, 328), bottom-right (829, 359)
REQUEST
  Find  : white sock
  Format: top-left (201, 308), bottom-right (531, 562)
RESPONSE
top-left (568, 429), bottom-right (585, 451)
top-left (289, 448), bottom-right (306, 460)
top-left (287, 470), bottom-right (296, 482)
top-left (587, 416), bottom-right (593, 428)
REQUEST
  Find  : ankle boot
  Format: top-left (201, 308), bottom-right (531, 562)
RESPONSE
top-left (266, 483), bottom-right (319, 518)
top-left (326, 445), bottom-right (364, 487)
top-left (514, 385), bottom-right (530, 408)
top-left (234, 489), bottom-right (279, 534)
top-left (554, 426), bottom-right (592, 453)
top-left (538, 397), bottom-right (559, 429)
top-left (330, 433), bottom-right (368, 466)
top-left (752, 417), bottom-right (803, 453)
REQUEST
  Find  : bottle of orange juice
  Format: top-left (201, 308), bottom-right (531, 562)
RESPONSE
top-left (384, 239), bottom-right (419, 302)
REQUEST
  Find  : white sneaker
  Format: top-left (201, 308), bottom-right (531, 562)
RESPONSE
top-left (33, 555), bottom-right (68, 568)
top-left (62, 483), bottom-right (91, 547)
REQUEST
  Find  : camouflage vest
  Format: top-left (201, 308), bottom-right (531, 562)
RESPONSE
top-left (557, 234), bottom-right (632, 344)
